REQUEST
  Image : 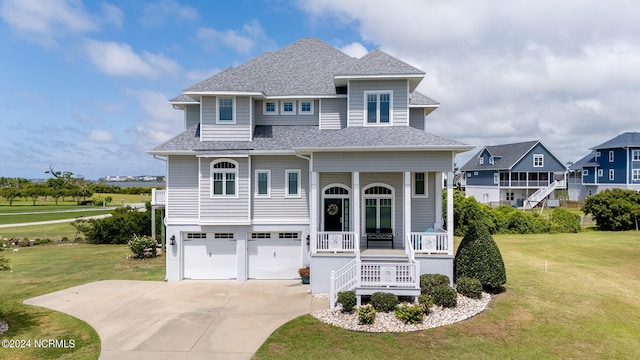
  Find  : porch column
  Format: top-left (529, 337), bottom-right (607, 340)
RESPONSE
top-left (352, 172), bottom-right (360, 249)
top-left (310, 171), bottom-right (319, 253)
top-left (447, 171), bottom-right (454, 251)
top-left (404, 172), bottom-right (411, 247)
top-left (435, 172), bottom-right (443, 229)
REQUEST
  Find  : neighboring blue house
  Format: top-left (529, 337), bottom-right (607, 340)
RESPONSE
top-left (460, 140), bottom-right (568, 208)
top-left (148, 38), bottom-right (473, 307)
top-left (569, 132), bottom-right (640, 200)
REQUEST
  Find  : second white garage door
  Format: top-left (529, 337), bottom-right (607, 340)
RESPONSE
top-left (183, 238), bottom-right (237, 279)
top-left (248, 237), bottom-right (301, 279)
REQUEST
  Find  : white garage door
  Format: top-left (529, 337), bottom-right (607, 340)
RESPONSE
top-left (183, 238), bottom-right (236, 279)
top-left (248, 237), bottom-right (301, 279)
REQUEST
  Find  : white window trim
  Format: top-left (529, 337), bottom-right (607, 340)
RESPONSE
top-left (298, 100), bottom-right (314, 115)
top-left (362, 183), bottom-right (395, 233)
top-left (364, 91), bottom-right (393, 125)
top-left (280, 100), bottom-right (296, 115)
top-left (412, 172), bottom-right (428, 198)
top-left (489, 157), bottom-right (494, 165)
top-left (479, 157), bottom-right (484, 165)
top-left (632, 169), bottom-right (640, 181)
top-left (533, 154), bottom-right (544, 168)
top-left (255, 170), bottom-right (271, 198)
top-left (210, 159), bottom-right (239, 198)
top-left (633, 149), bottom-right (640, 161)
top-left (493, 173), bottom-right (499, 184)
top-left (609, 151), bottom-right (614, 162)
top-left (263, 100), bottom-right (278, 115)
top-left (598, 169), bottom-right (603, 177)
top-left (609, 169), bottom-right (615, 180)
top-left (285, 169), bottom-right (301, 198)
top-left (216, 96), bottom-right (236, 124)
top-left (583, 169), bottom-right (589, 176)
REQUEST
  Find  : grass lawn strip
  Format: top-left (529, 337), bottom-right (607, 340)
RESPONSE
top-left (0, 210), bottom-right (113, 226)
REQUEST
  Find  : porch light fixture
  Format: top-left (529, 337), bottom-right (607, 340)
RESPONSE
top-left (170, 235), bottom-right (176, 246)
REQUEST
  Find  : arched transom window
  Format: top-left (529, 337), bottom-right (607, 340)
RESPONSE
top-left (211, 160), bottom-right (238, 196)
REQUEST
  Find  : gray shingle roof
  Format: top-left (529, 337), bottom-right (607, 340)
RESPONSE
top-left (569, 152), bottom-right (599, 170)
top-left (335, 49), bottom-right (425, 76)
top-left (149, 125), bottom-right (471, 154)
top-left (410, 91), bottom-right (439, 106)
top-left (460, 140), bottom-right (540, 171)
top-left (591, 132), bottom-right (640, 150)
top-left (169, 94), bottom-right (199, 103)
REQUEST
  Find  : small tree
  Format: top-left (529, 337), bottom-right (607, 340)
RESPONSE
top-left (0, 187), bottom-right (21, 206)
top-left (582, 189), bottom-right (640, 231)
top-left (454, 202), bottom-right (507, 291)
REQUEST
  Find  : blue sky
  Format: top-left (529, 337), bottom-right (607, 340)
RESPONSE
top-left (2, 0), bottom-right (640, 180)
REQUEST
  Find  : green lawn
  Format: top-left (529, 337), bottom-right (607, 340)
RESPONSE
top-left (255, 231), bottom-right (640, 359)
top-left (0, 210), bottom-right (113, 225)
top-left (0, 193), bottom-right (150, 208)
top-left (0, 223), bottom-right (86, 241)
top-left (0, 244), bottom-right (164, 360)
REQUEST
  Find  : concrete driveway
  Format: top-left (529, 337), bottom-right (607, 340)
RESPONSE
top-left (24, 280), bottom-right (327, 359)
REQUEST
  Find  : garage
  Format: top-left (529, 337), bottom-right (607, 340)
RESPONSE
top-left (248, 233), bottom-right (301, 279)
top-left (183, 234), bottom-right (237, 279)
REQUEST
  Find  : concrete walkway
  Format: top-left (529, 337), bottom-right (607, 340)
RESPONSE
top-left (25, 280), bottom-right (328, 359)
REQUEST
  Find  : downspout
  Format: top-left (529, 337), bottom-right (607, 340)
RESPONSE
top-left (295, 153), bottom-right (312, 264)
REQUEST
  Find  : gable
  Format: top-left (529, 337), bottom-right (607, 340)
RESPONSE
top-left (512, 143), bottom-right (566, 172)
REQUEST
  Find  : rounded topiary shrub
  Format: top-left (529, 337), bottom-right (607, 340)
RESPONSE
top-left (358, 304), bottom-right (376, 325)
top-left (456, 277), bottom-right (483, 299)
top-left (370, 292), bottom-right (399, 312)
top-left (394, 303), bottom-right (424, 324)
top-left (337, 291), bottom-right (356, 313)
top-left (431, 285), bottom-right (457, 308)
top-left (551, 208), bottom-right (581, 233)
top-left (418, 294), bottom-right (434, 314)
top-left (454, 206), bottom-right (507, 291)
top-left (420, 273), bottom-right (450, 295)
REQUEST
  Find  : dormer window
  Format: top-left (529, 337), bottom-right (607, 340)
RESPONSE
top-left (264, 101), bottom-right (278, 115)
top-left (365, 91), bottom-right (392, 125)
top-left (217, 97), bottom-right (235, 123)
top-left (281, 100), bottom-right (296, 115)
top-left (479, 157), bottom-right (484, 165)
top-left (489, 157), bottom-right (494, 165)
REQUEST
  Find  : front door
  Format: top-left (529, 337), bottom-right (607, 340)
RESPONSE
top-left (324, 198), bottom-right (343, 231)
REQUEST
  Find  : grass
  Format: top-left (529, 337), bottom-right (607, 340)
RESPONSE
top-left (0, 244), bottom-right (164, 360)
top-left (0, 193), bottom-right (150, 208)
top-left (0, 223), bottom-right (88, 241)
top-left (255, 231), bottom-right (640, 359)
top-left (0, 210), bottom-right (113, 225)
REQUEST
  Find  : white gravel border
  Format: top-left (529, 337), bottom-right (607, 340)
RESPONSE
top-left (312, 292), bottom-right (491, 332)
top-left (0, 318), bottom-right (8, 335)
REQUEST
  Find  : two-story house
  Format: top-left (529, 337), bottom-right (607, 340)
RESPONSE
top-left (148, 38), bottom-right (472, 306)
top-left (460, 140), bottom-right (568, 208)
top-left (569, 132), bottom-right (640, 200)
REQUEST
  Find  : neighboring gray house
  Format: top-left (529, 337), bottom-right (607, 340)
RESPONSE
top-left (149, 38), bottom-right (472, 306)
top-left (569, 132), bottom-right (640, 200)
top-left (460, 140), bottom-right (568, 208)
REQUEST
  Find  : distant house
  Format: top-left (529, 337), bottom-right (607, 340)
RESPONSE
top-left (460, 140), bottom-right (568, 208)
top-left (569, 132), bottom-right (640, 200)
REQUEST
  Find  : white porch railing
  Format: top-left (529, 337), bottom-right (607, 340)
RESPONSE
top-left (523, 179), bottom-right (566, 209)
top-left (151, 188), bottom-right (166, 206)
top-left (409, 231), bottom-right (452, 255)
top-left (330, 258), bottom-right (359, 309)
top-left (314, 231), bottom-right (359, 253)
top-left (360, 262), bottom-right (419, 288)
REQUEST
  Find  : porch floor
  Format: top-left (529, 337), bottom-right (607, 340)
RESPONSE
top-left (361, 249), bottom-right (406, 256)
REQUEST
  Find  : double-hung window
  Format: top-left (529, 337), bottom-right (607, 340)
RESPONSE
top-left (217, 97), bottom-right (234, 122)
top-left (255, 170), bottom-right (270, 197)
top-left (609, 151), bottom-right (614, 162)
top-left (533, 154), bottom-right (544, 167)
top-left (609, 169), bottom-right (615, 181)
top-left (413, 173), bottom-right (427, 197)
top-left (365, 91), bottom-right (391, 124)
top-left (633, 169), bottom-right (640, 181)
top-left (211, 160), bottom-right (237, 196)
top-left (633, 150), bottom-right (640, 161)
top-left (285, 170), bottom-right (301, 197)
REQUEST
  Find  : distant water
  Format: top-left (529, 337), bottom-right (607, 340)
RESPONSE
top-left (103, 181), bottom-right (165, 188)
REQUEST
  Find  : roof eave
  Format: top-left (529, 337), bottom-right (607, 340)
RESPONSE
top-left (147, 150), bottom-right (196, 156)
top-left (183, 91), bottom-right (265, 97)
top-left (295, 145), bottom-right (474, 153)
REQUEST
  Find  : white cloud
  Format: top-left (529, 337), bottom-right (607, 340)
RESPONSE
top-left (141, 0), bottom-right (198, 26)
top-left (88, 129), bottom-right (115, 143)
top-left (82, 39), bottom-right (181, 78)
top-left (185, 68), bottom-right (222, 82)
top-left (127, 90), bottom-right (184, 151)
top-left (339, 42), bottom-right (368, 58)
top-left (197, 20), bottom-right (272, 54)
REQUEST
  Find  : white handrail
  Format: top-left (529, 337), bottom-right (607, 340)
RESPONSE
top-left (330, 258), bottom-right (360, 309)
top-left (409, 231), bottom-right (451, 255)
top-left (315, 232), bottom-right (358, 253)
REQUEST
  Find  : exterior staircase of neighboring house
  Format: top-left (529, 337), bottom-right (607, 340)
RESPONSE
top-left (523, 179), bottom-right (566, 209)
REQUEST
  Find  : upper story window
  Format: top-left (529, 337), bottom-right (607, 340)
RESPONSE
top-left (255, 170), bottom-right (270, 197)
top-left (598, 169), bottom-right (603, 177)
top-left (633, 169), bottom-right (640, 181)
top-left (533, 154), bottom-right (544, 167)
top-left (299, 100), bottom-right (314, 115)
top-left (281, 100), bottom-right (296, 115)
top-left (633, 150), bottom-right (640, 161)
top-left (285, 170), bottom-right (301, 197)
top-left (263, 101), bottom-right (278, 115)
top-left (413, 173), bottom-right (427, 197)
top-left (211, 160), bottom-right (238, 196)
top-left (609, 169), bottom-right (615, 180)
top-left (217, 97), bottom-right (235, 123)
top-left (609, 151), bottom-right (615, 162)
top-left (595, 151), bottom-right (601, 159)
top-left (489, 157), bottom-right (494, 165)
top-left (365, 91), bottom-right (392, 125)
top-left (479, 157), bottom-right (484, 165)
top-left (493, 173), bottom-right (499, 184)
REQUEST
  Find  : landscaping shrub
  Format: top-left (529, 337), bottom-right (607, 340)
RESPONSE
top-left (394, 303), bottom-right (424, 324)
top-left (358, 304), bottom-right (376, 325)
top-left (456, 277), bottom-right (483, 299)
top-left (420, 273), bottom-right (450, 295)
top-left (582, 189), bottom-right (640, 231)
top-left (370, 292), bottom-right (399, 312)
top-left (0, 246), bottom-right (9, 271)
top-left (418, 294), bottom-right (434, 314)
top-left (337, 291), bottom-right (356, 313)
top-left (454, 211), bottom-right (507, 290)
top-left (431, 285), bottom-right (457, 308)
top-left (128, 234), bottom-right (158, 259)
top-left (551, 208), bottom-right (581, 233)
top-left (72, 205), bottom-right (151, 244)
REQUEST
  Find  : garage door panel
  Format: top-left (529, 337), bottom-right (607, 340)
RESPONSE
top-left (184, 239), bottom-right (236, 279)
top-left (248, 238), bottom-right (301, 279)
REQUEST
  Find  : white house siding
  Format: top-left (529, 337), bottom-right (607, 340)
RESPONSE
top-left (167, 156), bottom-right (199, 221)
top-left (185, 104), bottom-right (200, 129)
top-left (312, 151), bottom-right (453, 173)
top-left (465, 186), bottom-right (501, 205)
top-left (199, 157), bottom-right (250, 223)
top-left (319, 98), bottom-right (347, 129)
top-left (360, 172), bottom-right (404, 248)
top-left (251, 155), bottom-right (309, 222)
top-left (411, 172), bottom-right (436, 231)
top-left (254, 100), bottom-right (319, 126)
top-left (200, 96), bottom-right (252, 141)
top-left (409, 108), bottom-right (424, 131)
top-left (348, 80), bottom-right (409, 127)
